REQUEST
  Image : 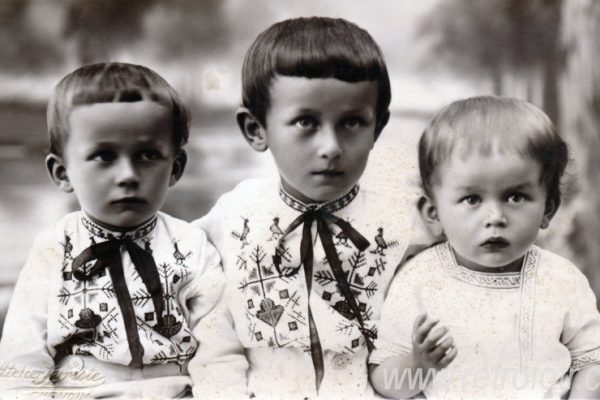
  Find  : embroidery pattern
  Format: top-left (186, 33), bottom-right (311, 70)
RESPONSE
top-left (233, 186), bottom-right (400, 355)
top-left (231, 217), bottom-right (250, 248)
top-left (438, 242), bottom-right (522, 288)
top-left (238, 244), bottom-right (301, 347)
top-left (81, 214), bottom-right (157, 241)
top-left (60, 232), bottom-right (74, 269)
top-left (279, 184), bottom-right (359, 213)
top-left (56, 215), bottom-right (197, 365)
top-left (370, 227), bottom-right (399, 256)
top-left (571, 347), bottom-right (600, 372)
top-left (518, 247), bottom-right (539, 367)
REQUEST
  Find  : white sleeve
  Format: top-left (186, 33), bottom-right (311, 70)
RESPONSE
top-left (0, 234), bottom-right (56, 392)
top-left (192, 197), bottom-right (227, 258)
top-left (189, 201), bottom-right (250, 399)
top-left (183, 229), bottom-right (225, 330)
top-left (561, 266), bottom-right (600, 372)
top-left (188, 285), bottom-right (250, 400)
top-left (369, 257), bottom-right (425, 365)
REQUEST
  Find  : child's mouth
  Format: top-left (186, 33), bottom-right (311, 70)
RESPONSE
top-left (112, 197), bottom-right (146, 205)
top-left (481, 238), bottom-right (509, 250)
top-left (312, 170), bottom-right (344, 177)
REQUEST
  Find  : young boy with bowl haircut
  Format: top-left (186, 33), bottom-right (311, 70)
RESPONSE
top-left (190, 17), bottom-right (432, 399)
top-left (0, 62), bottom-right (223, 399)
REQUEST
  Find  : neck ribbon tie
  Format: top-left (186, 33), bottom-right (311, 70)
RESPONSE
top-left (273, 208), bottom-right (373, 391)
top-left (71, 237), bottom-right (164, 368)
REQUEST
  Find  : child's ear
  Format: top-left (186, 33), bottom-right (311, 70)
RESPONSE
top-left (418, 195), bottom-right (444, 237)
top-left (540, 198), bottom-right (558, 229)
top-left (374, 110), bottom-right (390, 142)
top-left (46, 153), bottom-right (73, 193)
top-left (236, 107), bottom-right (268, 152)
top-left (169, 149), bottom-right (187, 186)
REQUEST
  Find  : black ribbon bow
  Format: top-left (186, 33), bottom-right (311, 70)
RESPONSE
top-left (72, 237), bottom-right (164, 368)
top-left (273, 207), bottom-right (373, 390)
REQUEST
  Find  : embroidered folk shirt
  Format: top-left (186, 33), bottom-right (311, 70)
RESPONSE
top-left (0, 211), bottom-right (223, 389)
top-left (190, 178), bottom-right (429, 399)
top-left (370, 242), bottom-right (600, 399)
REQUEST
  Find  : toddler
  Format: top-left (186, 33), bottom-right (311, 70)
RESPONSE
top-left (0, 62), bottom-right (223, 398)
top-left (190, 17), bottom-right (433, 399)
top-left (370, 96), bottom-right (600, 399)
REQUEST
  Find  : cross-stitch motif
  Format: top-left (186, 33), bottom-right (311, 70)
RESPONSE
top-left (232, 217), bottom-right (250, 248)
top-left (56, 216), bottom-right (197, 365)
top-left (232, 186), bottom-right (400, 355)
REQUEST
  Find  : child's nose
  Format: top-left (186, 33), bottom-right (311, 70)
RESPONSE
top-left (115, 158), bottom-right (140, 187)
top-left (485, 202), bottom-right (507, 228)
top-left (317, 126), bottom-right (342, 160)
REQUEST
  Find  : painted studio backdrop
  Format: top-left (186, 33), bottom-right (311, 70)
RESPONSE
top-left (1, 0), bottom-right (599, 334)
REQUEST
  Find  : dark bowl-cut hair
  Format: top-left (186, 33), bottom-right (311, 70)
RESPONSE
top-left (419, 96), bottom-right (569, 211)
top-left (241, 16), bottom-right (391, 132)
top-left (47, 62), bottom-right (190, 156)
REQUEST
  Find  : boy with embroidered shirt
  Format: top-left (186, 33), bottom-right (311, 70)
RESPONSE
top-left (190, 17), bottom-right (432, 399)
top-left (0, 62), bottom-right (224, 398)
top-left (370, 96), bottom-right (600, 399)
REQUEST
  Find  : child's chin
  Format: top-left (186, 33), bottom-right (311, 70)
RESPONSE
top-left (307, 186), bottom-right (353, 203)
top-left (96, 214), bottom-right (153, 232)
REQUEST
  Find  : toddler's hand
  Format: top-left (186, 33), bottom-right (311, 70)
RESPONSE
top-left (411, 313), bottom-right (457, 371)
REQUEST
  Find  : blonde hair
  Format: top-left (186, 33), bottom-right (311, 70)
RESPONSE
top-left (419, 96), bottom-right (568, 209)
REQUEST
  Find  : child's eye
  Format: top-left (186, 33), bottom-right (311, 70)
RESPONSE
top-left (138, 150), bottom-right (164, 161)
top-left (460, 195), bottom-right (481, 206)
top-left (90, 151), bottom-right (116, 163)
top-left (341, 117), bottom-right (364, 130)
top-left (294, 117), bottom-right (318, 131)
top-left (507, 192), bottom-right (528, 203)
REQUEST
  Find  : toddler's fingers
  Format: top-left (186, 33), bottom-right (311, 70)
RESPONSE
top-left (412, 313), bottom-right (428, 331)
top-left (422, 326), bottom-right (448, 351)
top-left (414, 317), bottom-right (439, 344)
top-left (428, 336), bottom-right (453, 361)
top-left (437, 346), bottom-right (458, 369)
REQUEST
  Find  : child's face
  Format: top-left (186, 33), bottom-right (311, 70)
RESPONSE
top-left (261, 76), bottom-right (379, 203)
top-left (428, 151), bottom-right (553, 270)
top-left (53, 101), bottom-right (183, 231)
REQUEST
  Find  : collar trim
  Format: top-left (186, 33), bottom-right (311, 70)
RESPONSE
top-left (279, 185), bottom-right (360, 213)
top-left (81, 213), bottom-right (157, 241)
top-left (437, 241), bottom-right (539, 289)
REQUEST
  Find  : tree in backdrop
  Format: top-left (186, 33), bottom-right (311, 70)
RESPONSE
top-left (0, 0), bottom-right (62, 73)
top-left (560, 0), bottom-right (600, 306)
top-left (417, 0), bottom-right (561, 121)
top-left (63, 0), bottom-right (230, 64)
top-left (63, 0), bottom-right (158, 64)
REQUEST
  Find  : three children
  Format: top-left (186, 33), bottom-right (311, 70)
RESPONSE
top-left (369, 96), bottom-right (600, 399)
top-left (189, 17), bottom-right (430, 399)
top-left (1, 16), bottom-right (599, 400)
top-left (0, 63), bottom-right (224, 398)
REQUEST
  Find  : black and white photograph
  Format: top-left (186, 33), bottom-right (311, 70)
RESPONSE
top-left (1, 1), bottom-right (599, 398)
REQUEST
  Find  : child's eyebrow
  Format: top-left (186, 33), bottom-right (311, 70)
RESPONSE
top-left (87, 141), bottom-right (116, 148)
top-left (291, 107), bottom-right (321, 115)
top-left (455, 185), bottom-right (479, 192)
top-left (504, 182), bottom-right (536, 191)
top-left (340, 107), bottom-right (375, 116)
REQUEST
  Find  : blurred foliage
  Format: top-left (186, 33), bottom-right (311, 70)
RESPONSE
top-left (418, 0), bottom-right (561, 97)
top-left (559, 0), bottom-right (600, 308)
top-left (64, 0), bottom-right (159, 64)
top-left (141, 0), bottom-right (230, 59)
top-left (64, 0), bottom-right (230, 63)
top-left (0, 0), bottom-right (62, 72)
top-left (0, 0), bottom-right (232, 70)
